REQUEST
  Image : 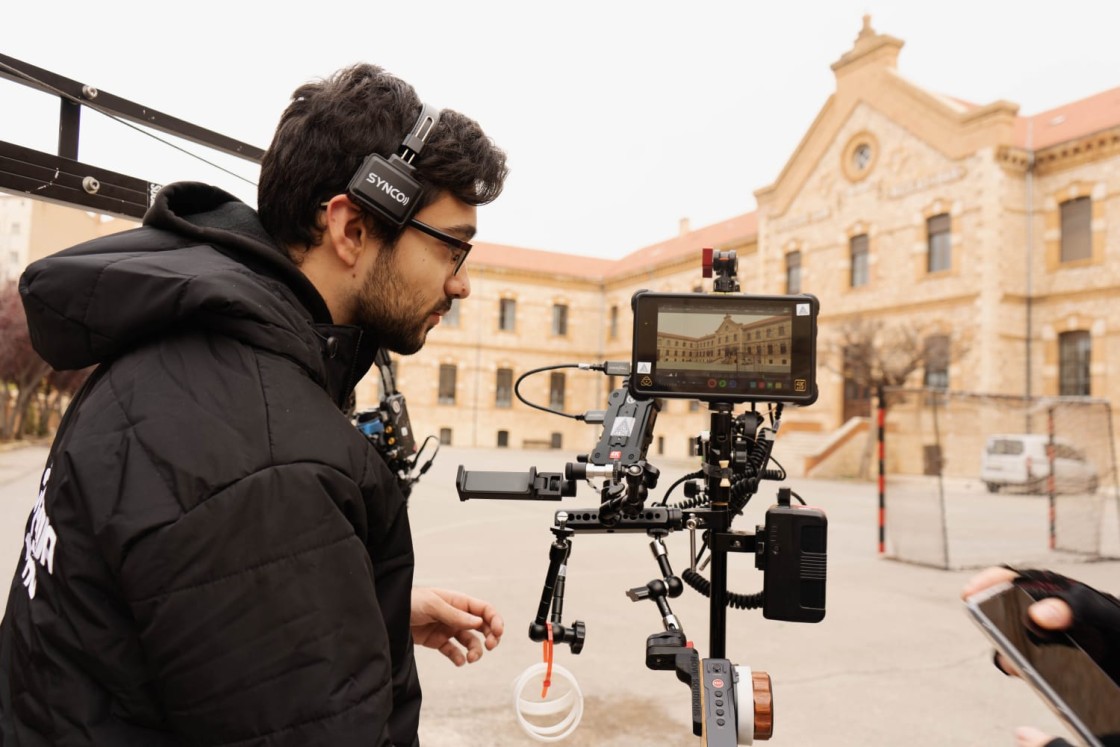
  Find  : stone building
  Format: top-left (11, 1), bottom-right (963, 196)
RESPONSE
top-left (6, 18), bottom-right (1118, 475)
top-left (373, 18), bottom-right (1120, 473)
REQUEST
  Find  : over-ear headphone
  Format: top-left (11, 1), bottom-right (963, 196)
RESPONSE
top-left (346, 103), bottom-right (440, 226)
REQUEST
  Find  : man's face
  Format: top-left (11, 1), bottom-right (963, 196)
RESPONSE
top-left (353, 192), bottom-right (476, 354)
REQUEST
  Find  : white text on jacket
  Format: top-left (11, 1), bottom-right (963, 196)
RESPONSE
top-left (21, 465), bottom-right (57, 600)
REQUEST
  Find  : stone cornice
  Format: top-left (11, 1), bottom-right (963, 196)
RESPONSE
top-left (1032, 125), bottom-right (1120, 176)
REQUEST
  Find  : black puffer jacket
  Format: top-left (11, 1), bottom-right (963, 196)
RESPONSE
top-left (0, 182), bottom-right (421, 746)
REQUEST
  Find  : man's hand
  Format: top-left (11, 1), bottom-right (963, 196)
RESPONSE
top-left (411, 587), bottom-right (505, 667)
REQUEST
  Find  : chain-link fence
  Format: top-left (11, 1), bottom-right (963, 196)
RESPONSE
top-left (879, 388), bottom-right (1120, 570)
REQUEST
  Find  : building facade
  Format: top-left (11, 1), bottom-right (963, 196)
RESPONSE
top-left (371, 18), bottom-right (1120, 468)
top-left (7, 18), bottom-right (1119, 472)
top-left (0, 193), bottom-right (136, 283)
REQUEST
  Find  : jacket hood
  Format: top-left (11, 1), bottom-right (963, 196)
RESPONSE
top-left (19, 182), bottom-right (376, 405)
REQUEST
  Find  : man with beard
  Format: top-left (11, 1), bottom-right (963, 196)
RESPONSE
top-left (0, 63), bottom-right (508, 746)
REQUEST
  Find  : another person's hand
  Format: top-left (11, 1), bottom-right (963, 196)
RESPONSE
top-left (410, 587), bottom-right (505, 666)
top-left (1015, 725), bottom-right (1070, 747)
top-left (962, 566), bottom-right (1075, 639)
top-left (962, 567), bottom-right (1075, 747)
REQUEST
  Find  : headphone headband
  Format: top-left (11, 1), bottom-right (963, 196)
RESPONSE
top-left (399, 103), bottom-right (440, 163)
top-left (346, 103), bottom-right (441, 226)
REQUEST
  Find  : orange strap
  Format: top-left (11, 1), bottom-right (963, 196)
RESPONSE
top-left (541, 622), bottom-right (555, 698)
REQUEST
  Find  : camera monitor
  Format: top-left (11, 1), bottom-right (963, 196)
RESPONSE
top-left (629, 291), bottom-right (818, 405)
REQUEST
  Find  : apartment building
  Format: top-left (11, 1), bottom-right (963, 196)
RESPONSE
top-left (0, 194), bottom-right (136, 283)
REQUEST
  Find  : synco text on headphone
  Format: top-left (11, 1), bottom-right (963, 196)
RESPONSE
top-left (346, 103), bottom-right (440, 226)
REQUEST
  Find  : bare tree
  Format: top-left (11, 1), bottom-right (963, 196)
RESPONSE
top-left (824, 318), bottom-right (971, 402)
top-left (0, 282), bottom-right (50, 440)
top-left (0, 282), bottom-right (90, 440)
top-left (821, 319), bottom-right (971, 477)
top-left (826, 319), bottom-right (921, 390)
top-left (32, 367), bottom-right (92, 437)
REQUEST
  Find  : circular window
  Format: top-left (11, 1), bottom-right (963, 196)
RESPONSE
top-left (842, 133), bottom-right (879, 182)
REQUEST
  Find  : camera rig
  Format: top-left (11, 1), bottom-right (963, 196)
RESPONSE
top-left (456, 250), bottom-right (827, 744)
top-left (352, 348), bottom-right (438, 499)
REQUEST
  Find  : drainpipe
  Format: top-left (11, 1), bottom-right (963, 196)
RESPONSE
top-left (1025, 119), bottom-right (1035, 407)
top-left (472, 298), bottom-right (482, 447)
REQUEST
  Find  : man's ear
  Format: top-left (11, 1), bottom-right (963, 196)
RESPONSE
top-left (321, 195), bottom-right (371, 269)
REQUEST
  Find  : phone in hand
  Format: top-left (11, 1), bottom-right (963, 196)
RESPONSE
top-left (965, 581), bottom-right (1120, 747)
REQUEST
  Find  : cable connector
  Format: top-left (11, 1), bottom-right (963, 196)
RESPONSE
top-left (576, 361), bottom-right (631, 375)
top-left (604, 361), bottom-right (631, 376)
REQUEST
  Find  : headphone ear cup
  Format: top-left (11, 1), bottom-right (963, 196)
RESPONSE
top-left (347, 153), bottom-right (424, 225)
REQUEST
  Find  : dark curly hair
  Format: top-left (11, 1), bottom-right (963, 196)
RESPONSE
top-left (258, 64), bottom-right (508, 260)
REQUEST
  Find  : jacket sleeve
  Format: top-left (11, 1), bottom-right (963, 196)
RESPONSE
top-left (107, 461), bottom-right (401, 747)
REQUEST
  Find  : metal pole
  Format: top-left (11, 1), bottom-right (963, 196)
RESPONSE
top-left (1048, 405), bottom-right (1056, 550)
top-left (706, 403), bottom-right (733, 659)
top-left (930, 389), bottom-right (951, 569)
top-left (877, 385), bottom-right (886, 555)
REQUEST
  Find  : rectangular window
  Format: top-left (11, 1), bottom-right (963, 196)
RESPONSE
top-left (609, 305), bottom-right (619, 339)
top-left (439, 427), bottom-right (452, 445)
top-left (499, 298), bottom-right (517, 331)
top-left (1060, 197), bottom-right (1091, 263)
top-left (495, 368), bottom-right (513, 408)
top-left (438, 364), bottom-right (457, 405)
top-left (923, 335), bottom-right (949, 389)
top-left (497, 430), bottom-right (509, 448)
top-left (1059, 330), bottom-right (1091, 396)
top-left (786, 251), bottom-right (801, 294)
top-left (850, 234), bottom-right (869, 287)
top-left (550, 432), bottom-right (563, 449)
top-left (549, 372), bottom-right (566, 410)
top-left (552, 304), bottom-right (569, 336)
top-left (444, 298), bottom-right (461, 327)
top-left (927, 213), bottom-right (951, 272)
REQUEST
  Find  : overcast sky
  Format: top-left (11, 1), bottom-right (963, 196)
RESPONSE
top-left (3, 1), bottom-right (1119, 260)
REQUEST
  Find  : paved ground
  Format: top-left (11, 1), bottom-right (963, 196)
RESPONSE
top-left (1, 440), bottom-right (1118, 746)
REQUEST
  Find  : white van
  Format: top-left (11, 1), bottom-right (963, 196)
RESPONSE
top-left (980, 434), bottom-right (1099, 494)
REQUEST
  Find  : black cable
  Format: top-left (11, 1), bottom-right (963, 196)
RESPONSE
top-left (375, 349), bottom-right (398, 395)
top-left (670, 493), bottom-right (710, 510)
top-left (682, 568), bottom-right (763, 610)
top-left (654, 470), bottom-right (704, 507)
top-left (765, 453), bottom-right (788, 481)
top-left (514, 363), bottom-right (600, 421)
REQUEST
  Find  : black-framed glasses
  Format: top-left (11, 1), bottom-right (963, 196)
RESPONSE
top-left (319, 200), bottom-right (472, 274)
top-left (406, 217), bottom-right (472, 275)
